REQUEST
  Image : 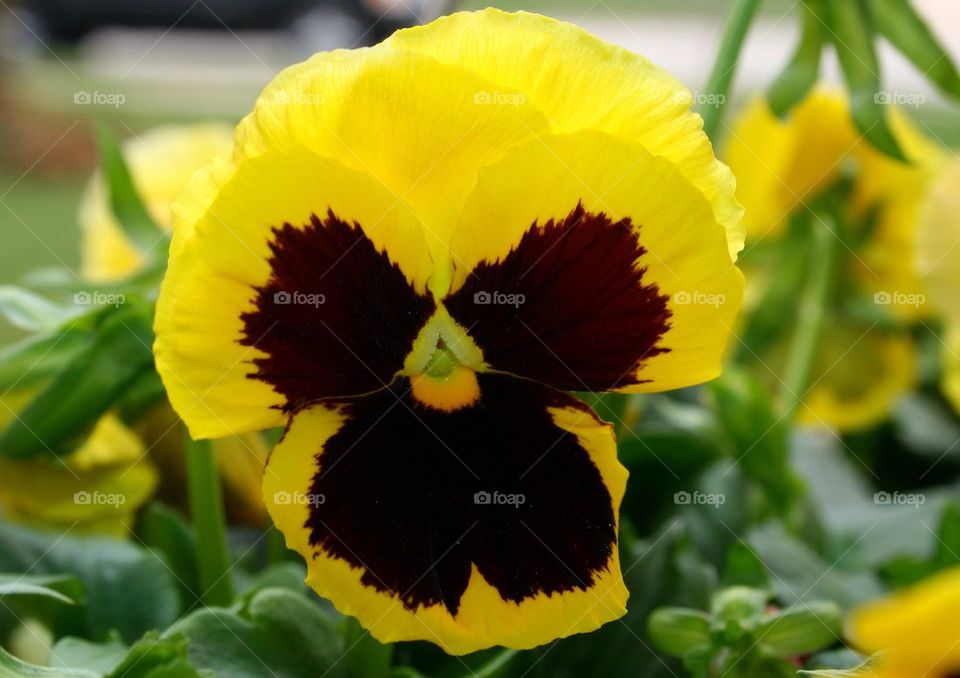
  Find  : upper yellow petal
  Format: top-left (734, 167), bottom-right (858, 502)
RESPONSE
top-left (386, 8), bottom-right (744, 262)
top-left (233, 41), bottom-right (552, 293)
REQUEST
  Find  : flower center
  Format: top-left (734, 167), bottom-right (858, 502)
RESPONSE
top-left (410, 342), bottom-right (480, 411)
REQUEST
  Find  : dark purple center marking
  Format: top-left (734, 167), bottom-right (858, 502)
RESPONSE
top-left (304, 373), bottom-right (617, 614)
top-left (240, 210), bottom-right (435, 411)
top-left (445, 203), bottom-right (672, 392)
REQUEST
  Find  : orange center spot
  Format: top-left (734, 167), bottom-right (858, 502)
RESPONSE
top-left (410, 366), bottom-right (480, 412)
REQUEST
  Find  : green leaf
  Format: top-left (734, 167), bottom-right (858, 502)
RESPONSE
top-left (805, 648), bottom-right (870, 671)
top-left (800, 651), bottom-right (880, 676)
top-left (105, 632), bottom-right (206, 678)
top-left (747, 523), bottom-right (884, 609)
top-left (757, 601), bottom-right (842, 657)
top-left (0, 522), bottom-right (182, 643)
top-left (94, 125), bottom-right (164, 254)
top-left (166, 587), bottom-right (345, 678)
top-left (0, 304), bottom-right (155, 459)
top-left (0, 574), bottom-right (83, 606)
top-left (0, 646), bottom-right (98, 678)
top-left (0, 326), bottom-right (93, 392)
top-left (894, 394), bottom-right (960, 458)
top-left (532, 522), bottom-right (712, 678)
top-left (0, 286), bottom-right (79, 332)
top-left (49, 636), bottom-right (128, 675)
top-left (767, 0), bottom-right (823, 117)
top-left (710, 369), bottom-right (802, 516)
top-left (865, 0), bottom-right (960, 99)
top-left (722, 542), bottom-right (772, 591)
top-left (823, 0), bottom-right (906, 160)
top-left (647, 607), bottom-right (711, 656)
top-left (343, 616), bottom-right (393, 678)
top-left (137, 503), bottom-right (200, 604)
top-left (234, 562), bottom-right (308, 601)
top-left (931, 501), bottom-right (960, 572)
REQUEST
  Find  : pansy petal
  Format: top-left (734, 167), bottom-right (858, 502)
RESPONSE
top-left (849, 566), bottom-right (960, 667)
top-left (799, 325), bottom-right (916, 431)
top-left (917, 158), bottom-right (960, 324)
top-left (263, 373), bottom-right (628, 654)
top-left (0, 414), bottom-right (156, 537)
top-left (80, 123), bottom-right (234, 281)
top-left (941, 324), bottom-right (960, 415)
top-left (443, 130), bottom-right (743, 393)
top-left (725, 91), bottom-right (859, 238)
top-left (234, 44), bottom-right (551, 289)
top-left (386, 8), bottom-right (744, 261)
top-left (155, 148), bottom-right (434, 439)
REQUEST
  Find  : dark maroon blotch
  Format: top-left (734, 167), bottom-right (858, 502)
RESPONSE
top-left (445, 203), bottom-right (672, 392)
top-left (240, 210), bottom-right (435, 411)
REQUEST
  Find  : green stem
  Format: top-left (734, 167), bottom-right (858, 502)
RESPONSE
top-left (184, 430), bottom-right (234, 606)
top-left (777, 220), bottom-right (837, 419)
top-left (696, 0), bottom-right (763, 140)
top-left (475, 649), bottom-right (518, 678)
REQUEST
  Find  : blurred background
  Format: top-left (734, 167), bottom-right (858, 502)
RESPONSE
top-left (0, 0), bottom-right (957, 347)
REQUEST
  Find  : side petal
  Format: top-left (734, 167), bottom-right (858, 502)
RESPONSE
top-left (386, 8), bottom-right (744, 261)
top-left (155, 148), bottom-right (434, 439)
top-left (263, 373), bottom-right (628, 655)
top-left (443, 130), bottom-right (743, 394)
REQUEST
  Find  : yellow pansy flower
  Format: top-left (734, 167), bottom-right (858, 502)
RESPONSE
top-left (154, 9), bottom-right (744, 654)
top-left (0, 390), bottom-right (156, 537)
top-left (80, 123), bottom-right (236, 281)
top-left (917, 157), bottom-right (960, 414)
top-left (848, 566), bottom-right (960, 677)
top-left (78, 123), bottom-right (269, 525)
top-left (726, 89), bottom-right (944, 431)
top-left (725, 90), bottom-right (858, 239)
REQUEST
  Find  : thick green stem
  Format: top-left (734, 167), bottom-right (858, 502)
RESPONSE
top-left (184, 431), bottom-right (234, 606)
top-left (778, 221), bottom-right (837, 419)
top-left (697, 0), bottom-right (762, 140)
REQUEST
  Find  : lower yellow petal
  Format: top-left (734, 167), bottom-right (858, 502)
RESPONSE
top-left (263, 375), bottom-right (628, 654)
